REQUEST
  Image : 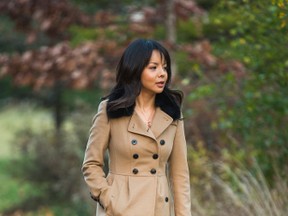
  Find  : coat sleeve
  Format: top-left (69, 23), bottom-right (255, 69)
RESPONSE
top-left (169, 118), bottom-right (192, 216)
top-left (82, 100), bottom-right (111, 208)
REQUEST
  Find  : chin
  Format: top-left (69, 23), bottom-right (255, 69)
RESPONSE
top-left (154, 89), bottom-right (164, 94)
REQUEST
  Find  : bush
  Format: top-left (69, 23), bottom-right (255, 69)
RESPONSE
top-left (182, 0), bottom-right (288, 182)
top-left (7, 108), bottom-right (96, 214)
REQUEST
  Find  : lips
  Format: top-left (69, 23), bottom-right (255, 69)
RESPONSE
top-left (156, 81), bottom-right (165, 88)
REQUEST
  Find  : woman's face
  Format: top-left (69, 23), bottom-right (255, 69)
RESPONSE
top-left (140, 50), bottom-right (168, 95)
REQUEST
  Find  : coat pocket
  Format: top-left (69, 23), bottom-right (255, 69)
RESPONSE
top-left (104, 174), bottom-right (124, 215)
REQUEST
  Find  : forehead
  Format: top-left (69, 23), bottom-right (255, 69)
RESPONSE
top-left (149, 50), bottom-right (166, 64)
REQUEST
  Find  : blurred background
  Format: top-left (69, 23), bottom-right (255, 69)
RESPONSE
top-left (0, 0), bottom-right (287, 215)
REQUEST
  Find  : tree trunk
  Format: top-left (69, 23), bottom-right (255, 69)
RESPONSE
top-left (166, 0), bottom-right (176, 44)
top-left (53, 80), bottom-right (63, 140)
top-left (165, 0), bottom-right (177, 79)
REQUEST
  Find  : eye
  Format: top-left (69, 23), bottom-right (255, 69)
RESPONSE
top-left (163, 66), bottom-right (168, 71)
top-left (149, 66), bottom-right (157, 70)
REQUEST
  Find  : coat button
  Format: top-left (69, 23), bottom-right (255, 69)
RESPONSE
top-left (160, 140), bottom-right (165, 145)
top-left (131, 139), bottom-right (137, 145)
top-left (150, 168), bottom-right (157, 174)
top-left (165, 197), bottom-right (169, 202)
top-left (133, 153), bottom-right (139, 159)
top-left (132, 168), bottom-right (139, 174)
top-left (152, 154), bottom-right (159, 159)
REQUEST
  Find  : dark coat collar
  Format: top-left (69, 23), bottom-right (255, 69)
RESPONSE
top-left (106, 91), bottom-right (181, 121)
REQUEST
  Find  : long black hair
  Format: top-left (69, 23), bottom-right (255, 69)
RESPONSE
top-left (103, 39), bottom-right (183, 120)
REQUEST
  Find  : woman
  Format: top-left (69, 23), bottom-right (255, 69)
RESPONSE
top-left (82, 39), bottom-right (191, 216)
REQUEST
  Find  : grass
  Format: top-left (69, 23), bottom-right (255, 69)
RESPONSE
top-left (188, 159), bottom-right (288, 216)
top-left (215, 162), bottom-right (288, 216)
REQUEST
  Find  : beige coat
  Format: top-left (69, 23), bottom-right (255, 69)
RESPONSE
top-left (82, 100), bottom-right (191, 216)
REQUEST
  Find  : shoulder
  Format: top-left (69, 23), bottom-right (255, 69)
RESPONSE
top-left (98, 99), bottom-right (108, 111)
top-left (91, 99), bottom-right (109, 123)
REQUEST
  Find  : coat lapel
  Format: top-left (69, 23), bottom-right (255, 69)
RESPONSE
top-left (128, 111), bottom-right (156, 140)
top-left (127, 108), bottom-right (173, 140)
top-left (151, 107), bottom-right (173, 138)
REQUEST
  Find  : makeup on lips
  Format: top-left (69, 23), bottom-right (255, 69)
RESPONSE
top-left (156, 81), bottom-right (165, 88)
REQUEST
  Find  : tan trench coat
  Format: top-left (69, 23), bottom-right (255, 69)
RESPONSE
top-left (82, 100), bottom-right (191, 216)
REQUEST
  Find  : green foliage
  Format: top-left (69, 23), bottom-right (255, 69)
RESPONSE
top-left (203, 12), bottom-right (241, 41)
top-left (0, 103), bottom-right (96, 215)
top-left (0, 16), bottom-right (27, 53)
top-left (196, 0), bottom-right (218, 10)
top-left (175, 51), bottom-right (195, 77)
top-left (198, 0), bottom-right (288, 179)
top-left (69, 24), bottom-right (129, 47)
top-left (188, 84), bottom-right (215, 101)
top-left (0, 159), bottom-right (44, 212)
top-left (3, 108), bottom-right (95, 214)
top-left (0, 15), bottom-right (51, 54)
top-left (0, 78), bottom-right (33, 102)
top-left (13, 130), bottom-right (84, 199)
top-left (177, 19), bottom-right (201, 42)
top-left (69, 26), bottom-right (100, 46)
top-left (153, 25), bottom-right (166, 40)
top-left (62, 87), bottom-right (103, 110)
top-left (206, 1), bottom-right (288, 73)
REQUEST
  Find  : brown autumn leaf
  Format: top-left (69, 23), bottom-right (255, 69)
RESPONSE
top-left (0, 0), bottom-right (91, 41)
top-left (0, 40), bottom-right (121, 91)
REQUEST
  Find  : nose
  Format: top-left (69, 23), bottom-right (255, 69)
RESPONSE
top-left (158, 67), bottom-right (166, 77)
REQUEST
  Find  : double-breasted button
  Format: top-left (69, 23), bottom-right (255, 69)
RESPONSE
top-left (150, 168), bottom-right (157, 174)
top-left (132, 168), bottom-right (139, 174)
top-left (133, 154), bottom-right (139, 159)
top-left (131, 139), bottom-right (137, 145)
top-left (152, 154), bottom-right (159, 159)
top-left (165, 197), bottom-right (169, 202)
top-left (160, 139), bottom-right (165, 145)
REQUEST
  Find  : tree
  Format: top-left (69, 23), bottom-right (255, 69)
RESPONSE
top-left (0, 0), bottom-right (206, 132)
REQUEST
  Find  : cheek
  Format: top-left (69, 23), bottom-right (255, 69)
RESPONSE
top-left (142, 77), bottom-right (154, 87)
top-left (141, 72), bottom-right (156, 84)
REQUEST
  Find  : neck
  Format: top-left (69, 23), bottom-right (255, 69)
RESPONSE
top-left (136, 91), bottom-right (156, 110)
